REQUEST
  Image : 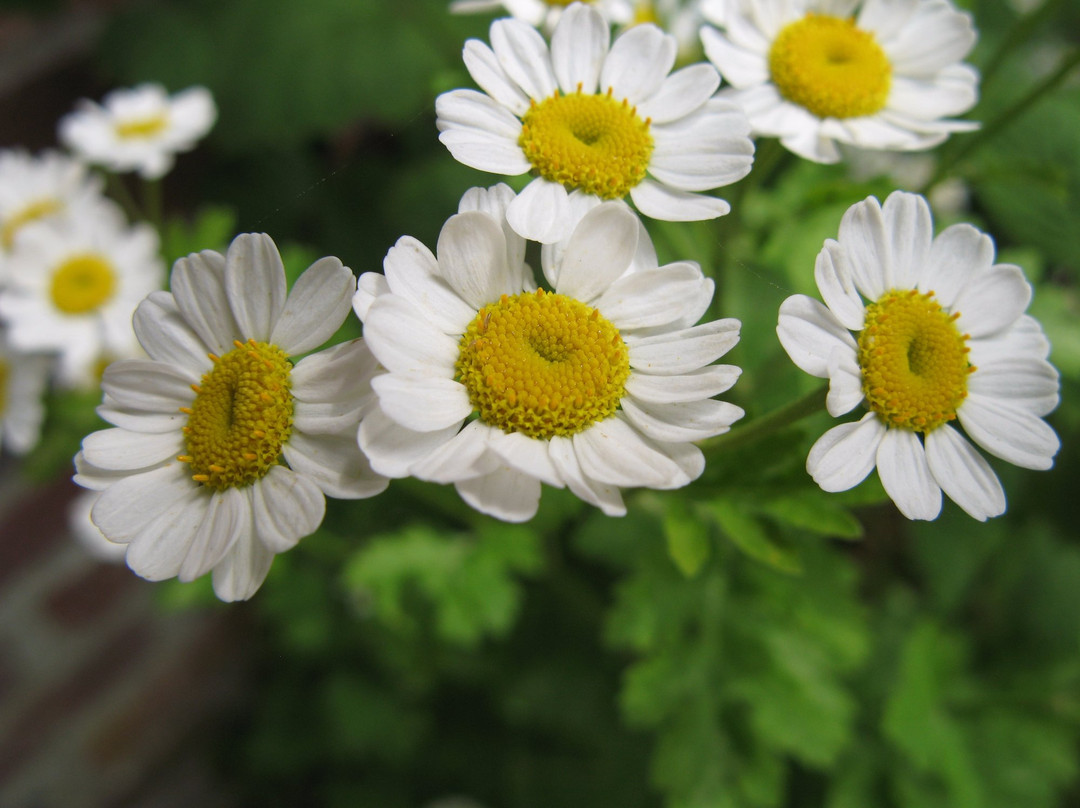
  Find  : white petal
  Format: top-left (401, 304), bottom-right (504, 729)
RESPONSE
top-left (438, 128), bottom-right (531, 176)
top-left (169, 249), bottom-right (238, 355)
top-left (826, 347), bottom-right (865, 417)
top-left (952, 264), bottom-right (1031, 339)
top-left (437, 211), bottom-right (514, 309)
top-left (881, 191), bottom-right (933, 290)
top-left (270, 256), bottom-right (355, 355)
top-left (625, 364), bottom-right (741, 403)
top-left (363, 295), bottom-right (461, 376)
top-left (637, 63), bottom-right (720, 123)
top-left (292, 338), bottom-right (378, 404)
top-left (550, 3), bottom-right (609, 94)
top-left (548, 436), bottom-right (626, 515)
top-left (957, 395), bottom-right (1060, 471)
top-left (776, 295), bottom-right (858, 378)
top-left (211, 525), bottom-right (274, 602)
top-left (888, 66), bottom-right (978, 121)
top-left (629, 318), bottom-right (741, 375)
top-left (490, 17), bottom-right (558, 101)
top-left (225, 233), bottom-right (287, 342)
top-left (486, 429), bottom-right (563, 487)
top-left (601, 23), bottom-right (676, 104)
top-left (463, 39), bottom-right (531, 116)
top-left (506, 177), bottom-right (574, 243)
top-left (967, 355), bottom-right (1059, 417)
top-left (924, 424), bottom-right (1005, 521)
top-left (101, 359), bottom-right (197, 413)
top-left (91, 464), bottom-right (195, 543)
top-left (81, 428), bottom-right (184, 471)
top-left (409, 420), bottom-right (498, 483)
top-left (700, 26), bottom-right (769, 89)
top-left (132, 291), bottom-right (209, 373)
top-left (249, 465), bottom-right (326, 554)
top-left (456, 466), bottom-right (542, 522)
top-left (815, 242), bottom-right (865, 331)
top-left (554, 203), bottom-right (639, 303)
top-left (884, 3), bottom-right (975, 76)
top-left (283, 430), bottom-right (389, 499)
top-left (573, 416), bottom-right (690, 488)
top-left (371, 373), bottom-right (473, 432)
top-left (807, 413), bottom-right (885, 492)
top-left (352, 271), bottom-right (390, 321)
top-left (629, 179), bottom-right (730, 221)
top-left (381, 235), bottom-right (476, 334)
top-left (179, 486), bottom-right (248, 581)
top-left (358, 407), bottom-right (460, 478)
top-left (836, 195), bottom-right (889, 299)
top-left (921, 223), bottom-right (993, 306)
top-left (876, 427), bottom-right (942, 520)
top-left (621, 397), bottom-right (744, 442)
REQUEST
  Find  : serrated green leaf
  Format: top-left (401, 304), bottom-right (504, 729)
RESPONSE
top-left (705, 499), bottom-right (802, 574)
top-left (665, 502), bottom-right (711, 577)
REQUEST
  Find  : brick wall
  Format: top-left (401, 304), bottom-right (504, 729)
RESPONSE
top-left (0, 460), bottom-right (249, 808)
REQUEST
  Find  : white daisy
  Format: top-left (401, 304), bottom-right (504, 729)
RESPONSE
top-left (59, 84), bottom-right (217, 180)
top-left (701, 0), bottom-right (979, 163)
top-left (0, 149), bottom-right (122, 269)
top-left (353, 183), bottom-right (744, 522)
top-left (0, 212), bottom-right (164, 388)
top-left (436, 2), bottom-right (754, 242)
top-left (69, 489), bottom-right (128, 564)
top-left (450, 0), bottom-right (635, 30)
top-left (777, 191), bottom-right (1060, 521)
top-left (74, 233), bottom-right (388, 601)
top-left (629, 0), bottom-right (707, 62)
top-left (0, 330), bottom-right (51, 456)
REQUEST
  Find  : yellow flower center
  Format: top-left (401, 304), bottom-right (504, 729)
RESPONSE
top-left (179, 339), bottom-right (294, 491)
top-left (50, 253), bottom-right (117, 315)
top-left (858, 290), bottom-right (974, 433)
top-left (633, 1), bottom-right (659, 24)
top-left (114, 113), bottom-right (169, 140)
top-left (2, 198), bottom-right (62, 249)
top-left (519, 89), bottom-right (653, 199)
top-left (456, 288), bottom-right (630, 439)
top-left (546, 0), bottom-right (578, 6)
top-left (768, 13), bottom-right (892, 119)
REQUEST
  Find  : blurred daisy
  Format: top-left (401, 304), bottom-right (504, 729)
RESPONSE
top-left (436, 2), bottom-right (754, 241)
top-left (450, 0), bottom-right (634, 29)
top-left (630, 0), bottom-right (706, 62)
top-left (74, 233), bottom-right (388, 601)
top-left (59, 84), bottom-right (217, 180)
top-left (0, 149), bottom-right (120, 263)
top-left (0, 213), bottom-right (163, 388)
top-left (701, 0), bottom-right (979, 163)
top-left (777, 191), bottom-right (1060, 520)
top-left (354, 183), bottom-right (743, 522)
top-left (0, 330), bottom-right (51, 456)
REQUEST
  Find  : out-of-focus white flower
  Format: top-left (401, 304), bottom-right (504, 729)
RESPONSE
top-left (59, 84), bottom-right (216, 180)
top-left (0, 330), bottom-right (51, 456)
top-left (450, 0), bottom-right (635, 31)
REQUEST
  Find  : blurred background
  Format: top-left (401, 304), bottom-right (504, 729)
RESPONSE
top-left (0, 0), bottom-right (1077, 807)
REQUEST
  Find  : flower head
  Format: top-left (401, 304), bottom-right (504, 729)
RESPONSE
top-left (74, 233), bottom-right (388, 601)
top-left (436, 2), bottom-right (754, 241)
top-left (701, 0), bottom-right (979, 163)
top-left (0, 149), bottom-right (121, 268)
top-left (59, 84), bottom-right (217, 180)
top-left (0, 330), bottom-right (51, 456)
top-left (354, 184), bottom-right (743, 522)
top-left (0, 211), bottom-right (164, 388)
top-left (777, 191), bottom-right (1060, 520)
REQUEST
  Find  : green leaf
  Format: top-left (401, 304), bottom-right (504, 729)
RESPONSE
top-left (665, 501), bottom-right (711, 577)
top-left (705, 499), bottom-right (802, 574)
top-left (755, 489), bottom-right (863, 540)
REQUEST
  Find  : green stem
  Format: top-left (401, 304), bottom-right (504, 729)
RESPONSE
top-left (142, 178), bottom-right (163, 232)
top-left (980, 0), bottom-right (1063, 87)
top-left (702, 384), bottom-right (827, 455)
top-left (922, 46), bottom-right (1080, 193)
top-left (105, 172), bottom-right (141, 221)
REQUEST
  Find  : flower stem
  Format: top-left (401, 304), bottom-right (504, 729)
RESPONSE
top-left (702, 384), bottom-right (827, 455)
top-left (980, 0), bottom-right (1064, 87)
top-left (922, 45), bottom-right (1080, 193)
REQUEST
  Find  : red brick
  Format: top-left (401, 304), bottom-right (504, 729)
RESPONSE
top-left (0, 621), bottom-right (150, 784)
top-left (45, 563), bottom-right (140, 630)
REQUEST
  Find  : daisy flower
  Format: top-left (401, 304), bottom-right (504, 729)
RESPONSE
top-left (777, 191), bottom-right (1060, 521)
top-left (74, 233), bottom-right (388, 601)
top-left (353, 183), bottom-right (743, 522)
top-left (701, 0), bottom-right (979, 163)
top-left (0, 149), bottom-right (121, 264)
top-left (436, 2), bottom-right (754, 242)
top-left (59, 84), bottom-right (217, 180)
top-left (0, 330), bottom-right (51, 456)
top-left (0, 212), bottom-right (164, 388)
top-left (450, 0), bottom-right (635, 30)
